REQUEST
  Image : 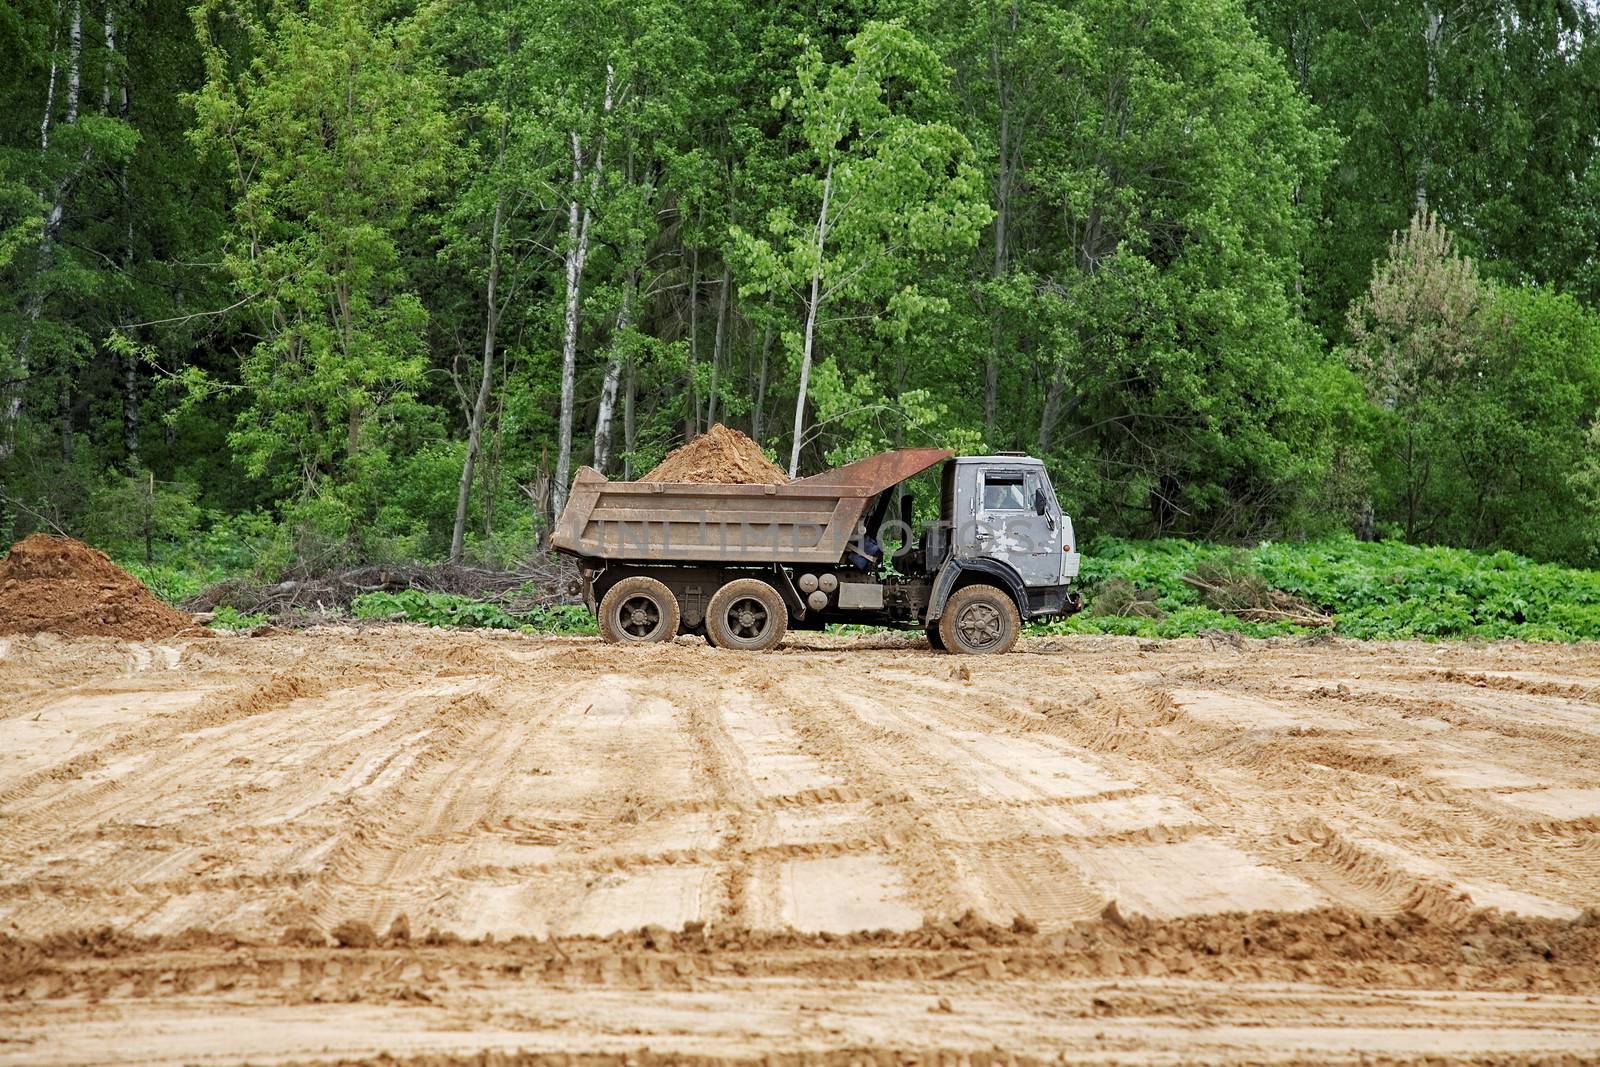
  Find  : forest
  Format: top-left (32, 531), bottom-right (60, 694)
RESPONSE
top-left (3, 0), bottom-right (1600, 582)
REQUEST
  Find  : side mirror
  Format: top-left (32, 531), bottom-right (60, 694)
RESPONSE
top-left (1033, 488), bottom-right (1047, 516)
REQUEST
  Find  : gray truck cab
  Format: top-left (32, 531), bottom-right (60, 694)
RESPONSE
top-left (923, 454), bottom-right (1082, 628)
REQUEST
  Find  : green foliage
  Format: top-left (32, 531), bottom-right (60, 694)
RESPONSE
top-left (733, 19), bottom-right (992, 473)
top-left (187, 0), bottom-right (451, 537)
top-left (1050, 537), bottom-right (1600, 642)
top-left (350, 589), bottom-right (596, 633)
top-left (1248, 0), bottom-right (1600, 329)
top-left (3, 0), bottom-right (1600, 581)
top-left (120, 560), bottom-right (225, 606)
top-left (210, 605), bottom-right (268, 630)
top-left (352, 589), bottom-right (523, 628)
top-left (79, 470), bottom-right (200, 565)
top-left (1347, 211), bottom-right (1600, 561)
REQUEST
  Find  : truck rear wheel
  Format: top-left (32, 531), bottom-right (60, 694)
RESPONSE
top-left (938, 584), bottom-right (1020, 655)
top-left (706, 578), bottom-right (788, 652)
top-left (598, 576), bottom-right (681, 645)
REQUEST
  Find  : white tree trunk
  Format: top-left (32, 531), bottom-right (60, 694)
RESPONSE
top-left (591, 271), bottom-right (633, 473)
top-left (3, 0), bottom-right (81, 464)
top-left (1417, 8), bottom-right (1441, 211)
top-left (553, 148), bottom-right (594, 522)
top-left (622, 357), bottom-right (636, 480)
top-left (39, 2), bottom-right (60, 151)
top-left (65, 1), bottom-right (80, 126)
top-left (685, 220), bottom-right (701, 437)
top-left (707, 262), bottom-right (730, 426)
top-left (552, 67), bottom-right (613, 522)
top-left (787, 161), bottom-right (833, 478)
top-left (101, 8), bottom-right (113, 111)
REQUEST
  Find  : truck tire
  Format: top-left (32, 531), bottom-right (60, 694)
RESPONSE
top-left (706, 578), bottom-right (788, 652)
top-left (937, 584), bottom-right (1020, 655)
top-left (598, 576), bottom-right (681, 645)
top-left (925, 623), bottom-right (945, 651)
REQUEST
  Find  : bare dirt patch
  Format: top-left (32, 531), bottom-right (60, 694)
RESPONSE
top-left (0, 534), bottom-right (196, 640)
top-left (3, 628), bottom-right (1599, 1064)
top-left (640, 422), bottom-right (789, 483)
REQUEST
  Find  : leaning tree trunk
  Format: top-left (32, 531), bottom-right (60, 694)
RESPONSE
top-left (622, 357), bottom-right (636, 480)
top-left (707, 262), bottom-right (731, 427)
top-left (450, 174), bottom-right (506, 563)
top-left (591, 269), bottom-right (635, 473)
top-left (684, 220), bottom-right (701, 438)
top-left (552, 69), bottom-right (612, 523)
top-left (787, 160), bottom-right (833, 478)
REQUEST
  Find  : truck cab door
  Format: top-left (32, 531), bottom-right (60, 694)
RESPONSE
top-left (973, 466), bottom-right (1062, 587)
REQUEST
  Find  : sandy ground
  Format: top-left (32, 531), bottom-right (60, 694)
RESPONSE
top-left (2, 626), bottom-right (1599, 1065)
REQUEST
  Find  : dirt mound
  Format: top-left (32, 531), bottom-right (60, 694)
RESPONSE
top-left (0, 534), bottom-right (196, 640)
top-left (641, 423), bottom-right (789, 484)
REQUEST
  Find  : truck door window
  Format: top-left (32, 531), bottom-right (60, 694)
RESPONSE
top-left (982, 472), bottom-right (1027, 512)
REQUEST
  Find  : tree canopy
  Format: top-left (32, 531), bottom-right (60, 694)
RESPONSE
top-left (2, 0), bottom-right (1598, 569)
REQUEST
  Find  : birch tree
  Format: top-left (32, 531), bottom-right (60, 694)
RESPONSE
top-left (2, 0), bottom-right (81, 463)
top-left (550, 67), bottom-right (611, 522)
top-left (3, 0), bottom-right (136, 464)
top-left (534, 0), bottom-right (698, 511)
top-left (733, 21), bottom-right (991, 476)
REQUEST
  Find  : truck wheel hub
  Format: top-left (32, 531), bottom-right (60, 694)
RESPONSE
top-left (726, 597), bottom-right (768, 639)
top-left (620, 595), bottom-right (660, 636)
top-left (958, 604), bottom-right (1002, 647)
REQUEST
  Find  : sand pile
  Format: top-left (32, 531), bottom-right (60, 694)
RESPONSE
top-left (0, 534), bottom-right (196, 640)
top-left (640, 423), bottom-right (789, 484)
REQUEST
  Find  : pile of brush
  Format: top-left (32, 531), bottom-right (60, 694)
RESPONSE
top-left (1181, 556), bottom-right (1333, 628)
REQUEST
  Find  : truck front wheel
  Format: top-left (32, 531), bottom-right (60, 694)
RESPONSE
top-left (938, 584), bottom-right (1021, 655)
top-left (706, 578), bottom-right (788, 652)
top-left (598, 576), bottom-right (681, 645)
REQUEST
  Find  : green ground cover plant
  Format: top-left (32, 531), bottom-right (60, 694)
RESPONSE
top-left (1043, 537), bottom-right (1600, 641)
top-left (119, 537), bottom-right (1598, 643)
top-left (351, 589), bottom-right (595, 634)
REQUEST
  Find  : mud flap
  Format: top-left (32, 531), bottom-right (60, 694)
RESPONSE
top-left (580, 564), bottom-right (604, 613)
top-left (925, 562), bottom-right (962, 623)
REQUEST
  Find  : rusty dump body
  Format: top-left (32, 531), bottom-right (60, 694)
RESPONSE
top-left (550, 448), bottom-right (953, 564)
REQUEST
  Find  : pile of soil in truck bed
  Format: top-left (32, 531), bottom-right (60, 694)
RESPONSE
top-left (0, 534), bottom-right (196, 640)
top-left (641, 423), bottom-right (790, 484)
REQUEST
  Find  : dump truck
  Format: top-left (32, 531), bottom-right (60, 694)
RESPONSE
top-left (551, 449), bottom-right (1083, 654)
